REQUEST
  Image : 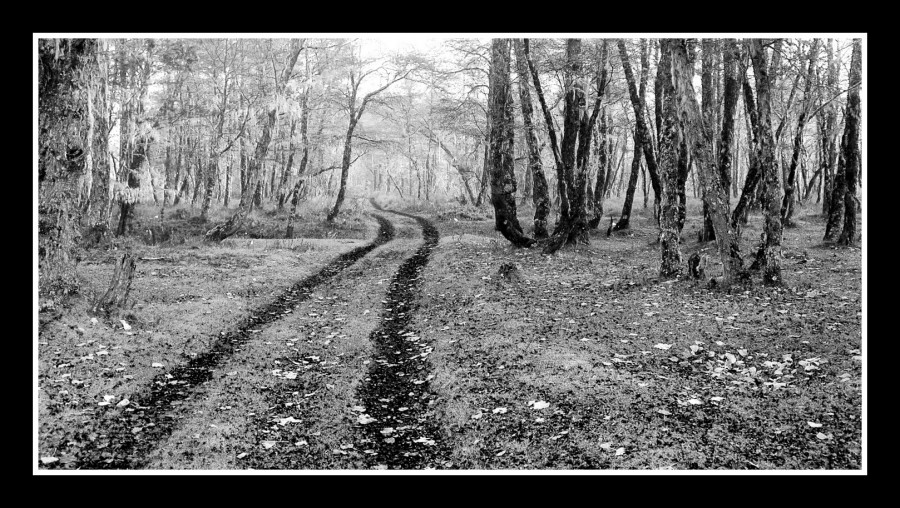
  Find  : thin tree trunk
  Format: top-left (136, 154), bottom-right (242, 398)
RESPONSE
top-left (514, 39), bottom-right (550, 239)
top-left (837, 39), bottom-right (862, 245)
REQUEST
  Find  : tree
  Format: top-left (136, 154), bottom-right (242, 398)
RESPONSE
top-left (114, 40), bottom-right (154, 237)
top-left (749, 39), bottom-right (785, 285)
top-left (700, 39), bottom-right (742, 240)
top-left (205, 39), bottom-right (303, 241)
top-left (656, 40), bottom-right (683, 276)
top-left (616, 39), bottom-right (661, 231)
top-left (670, 39), bottom-right (744, 284)
top-left (523, 39), bottom-right (567, 223)
top-left (513, 39), bottom-right (551, 239)
top-left (544, 39), bottom-right (610, 253)
top-left (837, 39), bottom-right (862, 245)
top-left (38, 38), bottom-right (100, 299)
top-left (782, 40), bottom-right (819, 226)
top-left (326, 46), bottom-right (416, 222)
top-left (485, 39), bottom-right (534, 247)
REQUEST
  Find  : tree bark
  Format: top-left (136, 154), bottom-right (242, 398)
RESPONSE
top-left (657, 40), bottom-right (683, 277)
top-left (749, 39), bottom-right (785, 285)
top-left (39, 38), bottom-right (99, 299)
top-left (90, 252), bottom-right (136, 315)
top-left (671, 39), bottom-right (743, 285)
top-left (487, 39), bottom-right (534, 248)
top-left (837, 39), bottom-right (862, 245)
top-left (524, 39), bottom-right (567, 222)
top-left (544, 39), bottom-right (609, 253)
top-left (732, 65), bottom-right (763, 231)
top-left (782, 40), bottom-right (819, 226)
top-left (514, 39), bottom-right (551, 239)
top-left (618, 40), bottom-right (662, 211)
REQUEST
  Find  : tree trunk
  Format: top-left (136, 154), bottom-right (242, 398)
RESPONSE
top-left (837, 39), bottom-right (862, 245)
top-left (90, 252), bottom-right (136, 315)
top-left (487, 39), bottom-right (534, 248)
top-left (514, 39), bottom-right (551, 239)
top-left (672, 39), bottom-right (743, 285)
top-left (524, 39), bottom-right (567, 223)
top-left (657, 40), bottom-right (683, 276)
top-left (749, 39), bottom-right (785, 285)
top-left (618, 39), bottom-right (662, 213)
top-left (732, 73), bottom-right (763, 232)
top-left (782, 40), bottom-right (819, 227)
top-left (544, 39), bottom-right (608, 253)
top-left (39, 38), bottom-right (98, 299)
top-left (589, 109), bottom-right (610, 229)
top-left (615, 135), bottom-right (643, 231)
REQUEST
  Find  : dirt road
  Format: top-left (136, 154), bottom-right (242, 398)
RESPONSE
top-left (41, 204), bottom-right (449, 470)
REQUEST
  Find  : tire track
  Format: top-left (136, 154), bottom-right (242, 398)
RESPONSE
top-left (354, 202), bottom-right (449, 469)
top-left (44, 214), bottom-right (395, 469)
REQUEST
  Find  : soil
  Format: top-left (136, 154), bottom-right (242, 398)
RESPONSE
top-left (37, 198), bottom-right (863, 471)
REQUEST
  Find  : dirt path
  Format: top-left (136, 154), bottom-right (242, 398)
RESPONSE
top-left (351, 203), bottom-right (450, 469)
top-left (43, 214), bottom-right (395, 469)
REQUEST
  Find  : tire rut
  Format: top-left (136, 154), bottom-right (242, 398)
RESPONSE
top-left (44, 214), bottom-right (395, 470)
top-left (354, 202), bottom-right (449, 469)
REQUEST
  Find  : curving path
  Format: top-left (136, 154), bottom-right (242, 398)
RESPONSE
top-left (44, 214), bottom-right (395, 469)
top-left (353, 201), bottom-right (449, 469)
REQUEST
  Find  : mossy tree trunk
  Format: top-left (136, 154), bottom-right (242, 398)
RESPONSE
top-left (749, 39), bottom-right (785, 285)
top-left (38, 38), bottom-right (99, 300)
top-left (544, 39), bottom-right (610, 253)
top-left (837, 39), bottom-right (862, 246)
top-left (657, 40), bottom-right (683, 277)
top-left (513, 39), bottom-right (551, 239)
top-left (671, 39), bottom-right (744, 285)
top-left (487, 39), bottom-right (534, 248)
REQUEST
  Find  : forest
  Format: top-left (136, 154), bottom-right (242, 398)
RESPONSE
top-left (36, 35), bottom-right (863, 471)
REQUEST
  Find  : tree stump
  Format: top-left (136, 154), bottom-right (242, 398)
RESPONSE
top-left (91, 252), bottom-right (136, 315)
top-left (687, 252), bottom-right (708, 280)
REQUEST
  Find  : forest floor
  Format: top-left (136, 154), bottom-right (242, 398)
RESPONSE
top-left (36, 195), bottom-right (863, 470)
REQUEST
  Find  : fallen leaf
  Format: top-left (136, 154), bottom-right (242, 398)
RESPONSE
top-left (808, 421), bottom-right (823, 428)
top-left (151, 362), bottom-right (164, 368)
top-left (262, 441), bottom-right (277, 449)
top-left (532, 401), bottom-right (550, 410)
top-left (120, 320), bottom-right (131, 330)
top-left (654, 344), bottom-right (672, 350)
top-left (657, 409), bottom-right (672, 415)
top-left (40, 456), bottom-right (58, 464)
top-left (236, 452), bottom-right (248, 459)
top-left (357, 414), bottom-right (376, 425)
top-left (492, 407), bottom-right (508, 414)
top-left (615, 447), bottom-right (625, 456)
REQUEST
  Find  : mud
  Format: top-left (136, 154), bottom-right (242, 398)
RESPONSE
top-left (353, 203), bottom-right (449, 469)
